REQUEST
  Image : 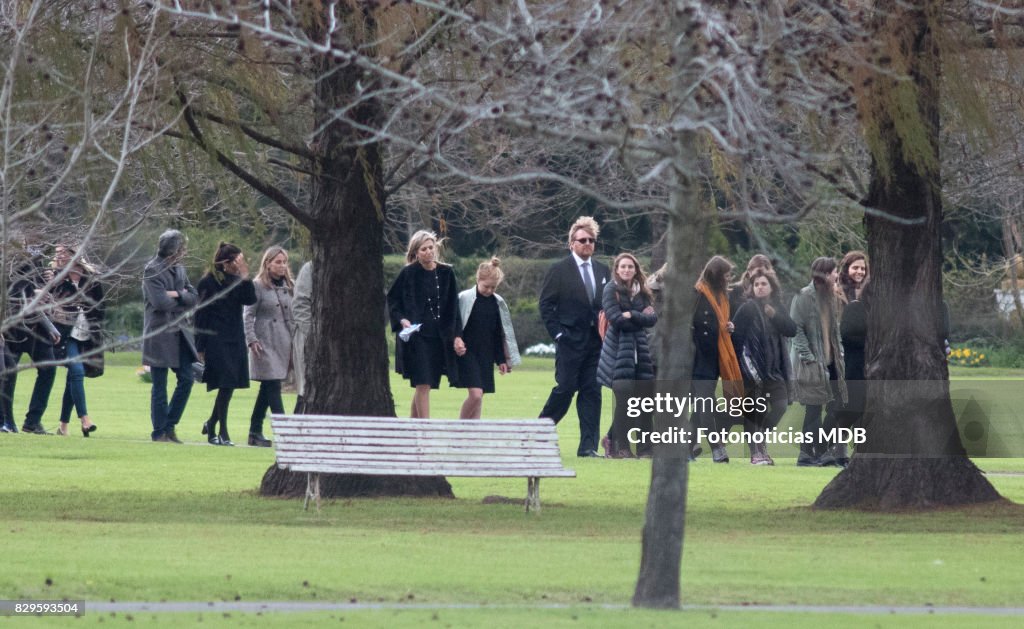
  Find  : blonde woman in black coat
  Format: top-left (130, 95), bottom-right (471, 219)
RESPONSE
top-left (597, 253), bottom-right (657, 458)
top-left (387, 230), bottom-right (460, 419)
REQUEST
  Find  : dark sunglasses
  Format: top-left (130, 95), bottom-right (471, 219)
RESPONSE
top-left (574, 238), bottom-right (596, 244)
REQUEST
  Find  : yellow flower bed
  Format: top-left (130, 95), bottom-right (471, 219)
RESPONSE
top-left (948, 346), bottom-right (989, 367)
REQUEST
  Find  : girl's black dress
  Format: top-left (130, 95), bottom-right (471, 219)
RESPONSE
top-left (457, 291), bottom-right (504, 393)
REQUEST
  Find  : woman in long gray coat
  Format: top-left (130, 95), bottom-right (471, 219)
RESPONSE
top-left (244, 246), bottom-right (295, 447)
top-left (597, 253), bottom-right (657, 458)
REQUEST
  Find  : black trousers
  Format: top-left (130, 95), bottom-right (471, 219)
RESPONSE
top-left (3, 340), bottom-right (57, 429)
top-left (610, 379), bottom-right (653, 456)
top-left (539, 331), bottom-right (602, 456)
top-left (250, 380), bottom-right (283, 434)
top-left (800, 363), bottom-right (841, 455)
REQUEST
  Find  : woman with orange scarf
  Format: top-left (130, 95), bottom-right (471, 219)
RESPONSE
top-left (692, 255), bottom-right (744, 462)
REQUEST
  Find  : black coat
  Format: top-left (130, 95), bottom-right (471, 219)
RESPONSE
top-left (195, 273), bottom-right (257, 391)
top-left (539, 255), bottom-right (611, 347)
top-left (597, 282), bottom-right (656, 387)
top-left (732, 298), bottom-right (797, 387)
top-left (692, 290), bottom-right (726, 380)
top-left (387, 262), bottom-right (460, 385)
top-left (5, 259), bottom-right (59, 353)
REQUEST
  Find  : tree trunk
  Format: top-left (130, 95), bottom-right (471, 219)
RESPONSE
top-left (815, 0), bottom-right (1002, 510)
top-left (633, 159), bottom-right (707, 608)
top-left (633, 6), bottom-right (707, 597)
top-left (259, 7), bottom-right (451, 498)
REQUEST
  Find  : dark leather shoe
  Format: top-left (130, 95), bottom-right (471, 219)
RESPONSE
top-left (1, 422), bottom-right (17, 433)
top-left (22, 424), bottom-right (51, 435)
top-left (711, 445), bottom-right (730, 463)
top-left (201, 420), bottom-right (211, 436)
top-left (796, 452), bottom-right (820, 467)
top-left (165, 429), bottom-right (182, 444)
top-left (248, 433), bottom-right (272, 447)
top-left (218, 436), bottom-right (235, 447)
top-left (153, 434), bottom-right (172, 443)
top-left (82, 423), bottom-right (98, 438)
top-left (208, 434), bottom-right (221, 445)
top-left (577, 450), bottom-right (603, 458)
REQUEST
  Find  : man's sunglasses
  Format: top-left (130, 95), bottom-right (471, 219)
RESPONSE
top-left (574, 238), bottom-right (596, 244)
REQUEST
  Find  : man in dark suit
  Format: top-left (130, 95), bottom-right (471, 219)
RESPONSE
top-left (538, 216), bottom-right (610, 457)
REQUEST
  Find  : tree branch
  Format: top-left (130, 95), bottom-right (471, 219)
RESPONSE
top-left (176, 88), bottom-right (312, 225)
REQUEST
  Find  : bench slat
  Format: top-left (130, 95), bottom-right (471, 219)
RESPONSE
top-left (277, 453), bottom-right (566, 466)
top-left (277, 445), bottom-right (559, 457)
top-left (275, 437), bottom-right (559, 450)
top-left (279, 462), bottom-right (576, 478)
top-left (272, 416), bottom-right (554, 431)
top-left (273, 427), bottom-right (558, 441)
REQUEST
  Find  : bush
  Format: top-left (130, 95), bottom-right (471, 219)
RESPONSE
top-left (105, 301), bottom-right (145, 339)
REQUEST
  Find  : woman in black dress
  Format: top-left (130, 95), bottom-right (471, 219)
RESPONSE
top-left (196, 242), bottom-right (257, 445)
top-left (387, 230), bottom-right (460, 418)
top-left (454, 258), bottom-right (520, 419)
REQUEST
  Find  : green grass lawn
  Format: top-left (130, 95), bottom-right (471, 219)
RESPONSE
top-left (1, 353), bottom-right (1022, 627)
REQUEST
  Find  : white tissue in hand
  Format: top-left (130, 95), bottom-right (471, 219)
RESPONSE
top-left (399, 323), bottom-right (422, 342)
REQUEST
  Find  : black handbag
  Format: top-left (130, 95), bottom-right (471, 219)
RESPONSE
top-left (83, 352), bottom-right (104, 378)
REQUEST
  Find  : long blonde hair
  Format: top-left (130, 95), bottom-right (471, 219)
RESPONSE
top-left (255, 246), bottom-right (294, 290)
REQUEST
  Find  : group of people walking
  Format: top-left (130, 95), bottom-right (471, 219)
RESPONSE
top-left (1, 230), bottom-right (313, 448)
top-left (687, 250), bottom-right (870, 466)
top-left (1, 243), bottom-right (104, 436)
top-left (143, 231), bottom-right (311, 447)
top-left (387, 230), bottom-right (521, 421)
top-left (6, 221), bottom-right (870, 468)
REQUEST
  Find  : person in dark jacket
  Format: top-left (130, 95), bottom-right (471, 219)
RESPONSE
top-left (387, 230), bottom-right (460, 419)
top-left (692, 255), bottom-right (743, 463)
top-left (537, 216), bottom-right (611, 457)
top-left (728, 253), bottom-right (775, 315)
top-left (2, 244), bottom-right (61, 434)
top-left (454, 258), bottom-right (520, 420)
top-left (50, 244), bottom-right (104, 437)
top-left (597, 253), bottom-right (657, 458)
top-left (143, 229), bottom-right (199, 443)
top-left (731, 268), bottom-right (796, 465)
top-left (196, 242), bottom-right (257, 446)
top-left (838, 250), bottom-right (868, 306)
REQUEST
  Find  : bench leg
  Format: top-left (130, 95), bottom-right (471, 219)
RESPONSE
top-left (303, 473), bottom-right (322, 513)
top-left (526, 477), bottom-right (540, 514)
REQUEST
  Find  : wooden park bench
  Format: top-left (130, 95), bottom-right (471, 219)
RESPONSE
top-left (269, 415), bottom-right (576, 513)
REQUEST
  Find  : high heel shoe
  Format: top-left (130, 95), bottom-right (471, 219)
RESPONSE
top-left (218, 434), bottom-right (235, 447)
top-left (81, 423), bottom-right (97, 438)
top-left (208, 434), bottom-right (222, 445)
top-left (202, 420), bottom-right (211, 436)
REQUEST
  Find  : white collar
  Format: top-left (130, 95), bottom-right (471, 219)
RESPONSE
top-left (571, 252), bottom-right (592, 267)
